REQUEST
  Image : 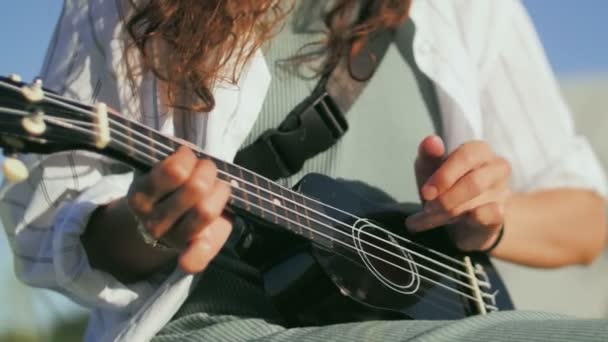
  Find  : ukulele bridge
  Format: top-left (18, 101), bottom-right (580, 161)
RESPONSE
top-left (463, 257), bottom-right (499, 314)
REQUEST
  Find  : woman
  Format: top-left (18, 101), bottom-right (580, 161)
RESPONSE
top-left (1, 0), bottom-right (606, 340)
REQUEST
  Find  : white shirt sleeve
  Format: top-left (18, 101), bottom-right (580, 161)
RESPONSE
top-left (477, 0), bottom-right (607, 196)
top-left (0, 0), bottom-right (161, 312)
top-left (1, 153), bottom-right (157, 311)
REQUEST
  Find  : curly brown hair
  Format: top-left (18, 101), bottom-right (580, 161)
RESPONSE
top-left (124, 0), bottom-right (411, 113)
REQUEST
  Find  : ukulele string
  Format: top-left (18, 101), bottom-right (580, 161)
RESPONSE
top-left (21, 90), bottom-right (473, 276)
top-left (1, 89), bottom-right (481, 292)
top-left (1, 106), bottom-right (492, 303)
top-left (36, 90), bottom-right (469, 272)
top-left (0, 111), bottom-right (482, 298)
top-left (0, 83), bottom-right (488, 286)
top-left (3, 87), bottom-right (483, 282)
top-left (23, 108), bottom-right (481, 288)
top-left (0, 113), bottom-right (485, 309)
top-left (1, 82), bottom-right (467, 269)
top-left (46, 87), bottom-right (467, 265)
top-left (0, 130), bottom-right (467, 319)
top-left (0, 86), bottom-right (469, 271)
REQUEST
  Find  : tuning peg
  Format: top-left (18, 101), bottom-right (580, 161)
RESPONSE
top-left (2, 156), bottom-right (29, 183)
top-left (8, 73), bottom-right (22, 83)
top-left (21, 110), bottom-right (46, 136)
top-left (21, 78), bottom-right (44, 103)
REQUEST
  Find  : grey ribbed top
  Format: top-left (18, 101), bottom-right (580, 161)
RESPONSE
top-left (243, 4), bottom-right (441, 203)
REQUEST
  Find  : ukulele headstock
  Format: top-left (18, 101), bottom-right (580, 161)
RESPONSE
top-left (0, 74), bottom-right (109, 183)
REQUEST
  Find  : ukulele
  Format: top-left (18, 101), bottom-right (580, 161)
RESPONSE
top-left (0, 75), bottom-right (513, 326)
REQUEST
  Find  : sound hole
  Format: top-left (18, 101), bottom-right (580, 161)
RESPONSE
top-left (353, 219), bottom-right (421, 294)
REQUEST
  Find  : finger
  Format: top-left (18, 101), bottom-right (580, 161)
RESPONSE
top-left (421, 141), bottom-right (493, 201)
top-left (425, 180), bottom-right (511, 218)
top-left (405, 211), bottom-right (456, 233)
top-left (407, 182), bottom-right (510, 233)
top-left (165, 180), bottom-right (231, 247)
top-left (145, 159), bottom-right (218, 240)
top-left (416, 135), bottom-right (445, 166)
top-left (425, 157), bottom-right (511, 214)
top-left (178, 216), bottom-right (233, 274)
top-left (451, 203), bottom-right (504, 251)
top-left (415, 135), bottom-right (445, 193)
top-left (465, 202), bottom-right (505, 229)
top-left (130, 146), bottom-right (197, 211)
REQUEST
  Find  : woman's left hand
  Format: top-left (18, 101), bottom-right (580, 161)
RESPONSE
top-left (406, 136), bottom-right (512, 252)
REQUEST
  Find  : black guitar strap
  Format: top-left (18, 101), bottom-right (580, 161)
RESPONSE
top-left (234, 27), bottom-right (395, 180)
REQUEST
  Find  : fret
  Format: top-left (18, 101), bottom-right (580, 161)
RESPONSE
top-left (299, 194), bottom-right (336, 249)
top-left (300, 195), bottom-right (317, 241)
top-left (282, 187), bottom-right (303, 236)
top-left (258, 176), bottom-right (280, 225)
top-left (250, 171), bottom-right (266, 220)
top-left (218, 162), bottom-right (250, 212)
top-left (160, 134), bottom-right (179, 153)
top-left (116, 116), bottom-right (177, 159)
top-left (272, 183), bottom-right (300, 236)
top-left (105, 114), bottom-right (129, 154)
top-left (220, 162), bottom-right (268, 220)
top-left (214, 160), bottom-right (234, 207)
top-left (223, 170), bottom-right (255, 217)
top-left (269, 182), bottom-right (290, 230)
top-left (236, 166), bottom-right (251, 211)
top-left (145, 123), bottom-right (157, 160)
top-left (136, 124), bottom-right (178, 158)
top-left (106, 114), bottom-right (157, 168)
top-left (107, 113), bottom-right (173, 166)
top-left (124, 118), bottom-right (135, 157)
top-left (215, 160), bottom-right (238, 182)
top-left (103, 115), bottom-right (127, 156)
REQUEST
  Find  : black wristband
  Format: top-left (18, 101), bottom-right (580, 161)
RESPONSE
top-left (480, 224), bottom-right (504, 254)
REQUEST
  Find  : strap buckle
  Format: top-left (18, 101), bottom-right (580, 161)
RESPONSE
top-left (235, 86), bottom-right (348, 180)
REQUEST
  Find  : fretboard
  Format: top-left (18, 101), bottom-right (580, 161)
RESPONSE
top-left (106, 111), bottom-right (336, 248)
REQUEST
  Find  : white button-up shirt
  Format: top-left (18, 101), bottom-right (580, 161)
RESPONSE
top-left (1, 0), bottom-right (606, 341)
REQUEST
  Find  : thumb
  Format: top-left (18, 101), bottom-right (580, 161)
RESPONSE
top-left (414, 135), bottom-right (445, 198)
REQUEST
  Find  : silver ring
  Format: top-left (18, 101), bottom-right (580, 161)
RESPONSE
top-left (128, 201), bottom-right (173, 251)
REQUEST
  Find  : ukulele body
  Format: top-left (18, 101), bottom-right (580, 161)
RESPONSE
top-left (242, 174), bottom-right (513, 326)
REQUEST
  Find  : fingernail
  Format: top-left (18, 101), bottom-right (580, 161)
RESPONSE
top-left (200, 241), bottom-right (212, 251)
top-left (424, 200), bottom-right (441, 214)
top-left (429, 135), bottom-right (441, 144)
top-left (142, 220), bottom-right (158, 238)
top-left (421, 185), bottom-right (438, 201)
top-left (202, 226), bottom-right (215, 240)
top-left (405, 214), bottom-right (422, 232)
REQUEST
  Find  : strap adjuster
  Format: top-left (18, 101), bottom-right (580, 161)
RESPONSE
top-left (234, 86), bottom-right (348, 180)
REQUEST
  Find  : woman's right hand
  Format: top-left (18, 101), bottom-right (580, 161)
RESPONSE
top-left (127, 146), bottom-right (233, 273)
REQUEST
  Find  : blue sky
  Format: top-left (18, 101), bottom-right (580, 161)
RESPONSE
top-left (0, 1), bottom-right (607, 81)
top-left (524, 0), bottom-right (608, 76)
top-left (0, 0), bottom-right (607, 334)
top-left (0, 2), bottom-right (63, 82)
